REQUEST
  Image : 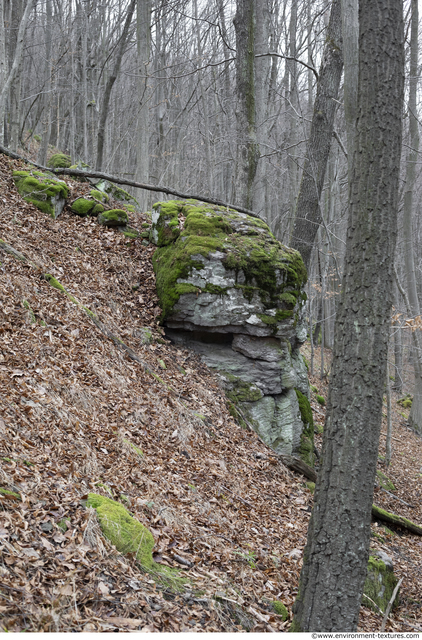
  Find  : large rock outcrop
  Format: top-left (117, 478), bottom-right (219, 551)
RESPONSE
top-left (151, 200), bottom-right (313, 462)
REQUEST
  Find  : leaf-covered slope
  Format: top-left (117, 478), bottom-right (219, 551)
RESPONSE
top-left (0, 154), bottom-right (421, 633)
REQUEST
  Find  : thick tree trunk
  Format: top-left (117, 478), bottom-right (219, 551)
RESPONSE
top-left (291, 0), bottom-right (404, 630)
top-left (289, 0), bottom-right (343, 271)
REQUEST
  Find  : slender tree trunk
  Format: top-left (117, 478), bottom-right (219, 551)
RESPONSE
top-left (291, 0), bottom-right (404, 629)
top-left (341, 0), bottom-right (358, 170)
top-left (38, 0), bottom-right (52, 166)
top-left (233, 0), bottom-right (259, 209)
top-left (403, 0), bottom-right (422, 435)
top-left (392, 283), bottom-right (403, 393)
top-left (135, 0), bottom-right (151, 211)
top-left (289, 0), bottom-right (343, 270)
top-left (0, 0), bottom-right (34, 145)
top-left (96, 0), bottom-right (136, 170)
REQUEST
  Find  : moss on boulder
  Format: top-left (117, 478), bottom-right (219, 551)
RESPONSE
top-left (47, 153), bottom-right (71, 169)
top-left (363, 552), bottom-right (399, 613)
top-left (151, 200), bottom-right (307, 326)
top-left (98, 209), bottom-right (128, 227)
top-left (90, 189), bottom-right (109, 203)
top-left (92, 179), bottom-right (140, 211)
top-left (12, 170), bottom-right (69, 218)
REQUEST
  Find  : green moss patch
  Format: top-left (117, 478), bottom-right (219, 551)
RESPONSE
top-left (376, 470), bottom-right (396, 492)
top-left (0, 487), bottom-right (21, 500)
top-left (316, 395), bottom-right (325, 406)
top-left (71, 197), bottom-right (95, 217)
top-left (295, 389), bottom-right (314, 467)
top-left (272, 600), bottom-right (289, 620)
top-left (90, 189), bottom-right (109, 203)
top-left (220, 371), bottom-right (263, 404)
top-left (87, 493), bottom-right (155, 568)
top-left (98, 209), bottom-right (128, 227)
top-left (397, 394), bottom-right (412, 409)
top-left (152, 200), bottom-right (307, 321)
top-left (87, 494), bottom-right (185, 590)
top-left (47, 153), bottom-right (71, 169)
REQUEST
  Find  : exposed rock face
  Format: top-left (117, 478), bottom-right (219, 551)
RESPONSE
top-left (151, 200), bottom-right (312, 461)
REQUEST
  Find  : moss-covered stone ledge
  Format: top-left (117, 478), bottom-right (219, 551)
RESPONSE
top-left (12, 169), bottom-right (69, 218)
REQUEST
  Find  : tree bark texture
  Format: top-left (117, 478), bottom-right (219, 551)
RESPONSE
top-left (289, 0), bottom-right (343, 271)
top-left (291, 0), bottom-right (404, 631)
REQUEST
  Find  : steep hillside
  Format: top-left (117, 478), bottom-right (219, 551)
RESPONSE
top-left (0, 154), bottom-right (421, 632)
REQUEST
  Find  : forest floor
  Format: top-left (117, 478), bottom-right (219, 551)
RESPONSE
top-left (0, 153), bottom-right (421, 632)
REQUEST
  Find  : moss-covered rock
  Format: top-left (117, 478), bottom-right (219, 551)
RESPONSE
top-left (71, 197), bottom-right (96, 217)
top-left (92, 179), bottom-right (140, 211)
top-left (97, 209), bottom-right (128, 227)
top-left (295, 388), bottom-right (314, 467)
top-left (12, 170), bottom-right (69, 218)
top-left (363, 551), bottom-right (399, 613)
top-left (152, 200), bottom-right (307, 331)
top-left (47, 153), bottom-right (71, 169)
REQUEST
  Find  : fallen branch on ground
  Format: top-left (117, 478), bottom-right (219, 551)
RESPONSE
top-left (0, 144), bottom-right (264, 221)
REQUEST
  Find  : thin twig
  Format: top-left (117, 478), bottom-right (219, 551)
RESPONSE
top-left (380, 488), bottom-right (415, 509)
top-left (380, 577), bottom-right (403, 632)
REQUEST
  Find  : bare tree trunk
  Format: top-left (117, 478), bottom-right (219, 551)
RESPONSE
top-left (289, 0), bottom-right (343, 271)
top-left (291, 0), bottom-right (404, 629)
top-left (135, 0), bottom-right (151, 211)
top-left (341, 0), bottom-right (358, 169)
top-left (392, 282), bottom-right (403, 393)
top-left (0, 0), bottom-right (34, 145)
top-left (96, 0), bottom-right (136, 170)
top-left (233, 0), bottom-right (259, 209)
top-left (38, 0), bottom-right (52, 166)
top-left (403, 0), bottom-right (422, 435)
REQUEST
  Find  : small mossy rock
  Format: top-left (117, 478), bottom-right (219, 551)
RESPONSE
top-left (87, 493), bottom-right (155, 568)
top-left (71, 197), bottom-right (96, 217)
top-left (97, 209), bottom-right (128, 227)
top-left (150, 201), bottom-right (181, 246)
top-left (376, 469), bottom-right (396, 492)
top-left (12, 170), bottom-right (69, 218)
top-left (47, 153), bottom-right (71, 169)
top-left (363, 550), bottom-right (399, 613)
